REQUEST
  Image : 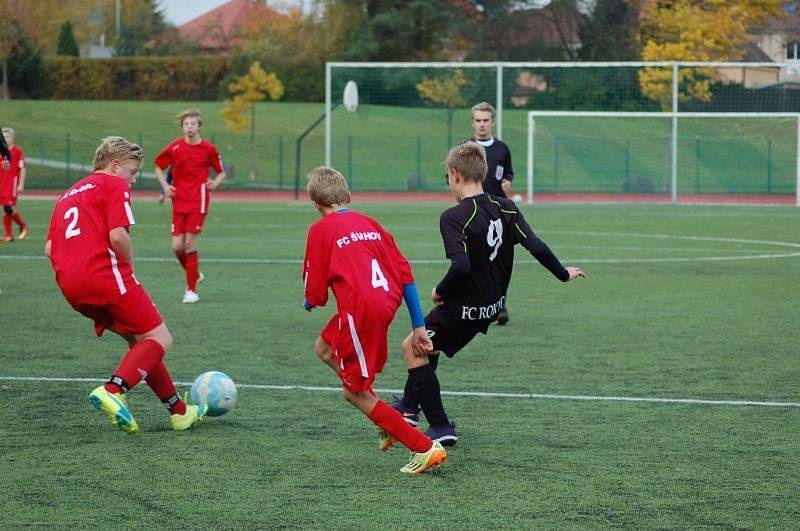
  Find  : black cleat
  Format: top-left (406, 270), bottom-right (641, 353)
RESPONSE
top-left (424, 421), bottom-right (458, 447)
top-left (391, 400), bottom-right (420, 427)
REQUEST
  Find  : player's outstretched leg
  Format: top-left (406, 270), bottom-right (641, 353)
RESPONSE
top-left (12, 210), bottom-right (27, 240)
top-left (2, 207), bottom-right (13, 242)
top-left (146, 361), bottom-right (207, 431)
top-left (400, 336), bottom-right (458, 446)
top-left (90, 325), bottom-right (171, 433)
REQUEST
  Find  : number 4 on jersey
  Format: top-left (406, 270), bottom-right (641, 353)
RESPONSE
top-left (371, 259), bottom-right (389, 291)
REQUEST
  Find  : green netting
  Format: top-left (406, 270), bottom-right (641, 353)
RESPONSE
top-left (530, 116), bottom-right (797, 195)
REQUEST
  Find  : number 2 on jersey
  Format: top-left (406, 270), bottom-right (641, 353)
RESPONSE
top-left (487, 219), bottom-right (503, 261)
top-left (64, 207), bottom-right (81, 239)
top-left (371, 259), bottom-right (389, 292)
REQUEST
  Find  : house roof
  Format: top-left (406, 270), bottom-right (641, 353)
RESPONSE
top-left (178, 0), bottom-right (282, 51)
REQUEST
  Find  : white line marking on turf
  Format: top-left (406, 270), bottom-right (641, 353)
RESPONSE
top-left (0, 375), bottom-right (798, 408)
top-left (4, 251), bottom-right (799, 265)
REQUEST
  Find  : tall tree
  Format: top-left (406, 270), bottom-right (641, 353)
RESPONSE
top-left (56, 21), bottom-right (80, 56)
top-left (338, 0), bottom-right (467, 61)
top-left (113, 0), bottom-right (169, 56)
top-left (579, 0), bottom-right (641, 60)
top-left (639, 0), bottom-right (785, 107)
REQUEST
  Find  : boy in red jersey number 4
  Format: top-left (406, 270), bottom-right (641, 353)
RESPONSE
top-left (46, 137), bottom-right (207, 434)
top-left (155, 109), bottom-right (226, 304)
top-left (302, 167), bottom-right (447, 475)
top-left (0, 128), bottom-right (29, 242)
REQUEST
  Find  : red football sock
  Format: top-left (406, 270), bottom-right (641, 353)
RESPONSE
top-left (104, 338), bottom-right (165, 394)
top-left (11, 211), bottom-right (24, 227)
top-left (145, 361), bottom-right (186, 415)
top-left (2, 215), bottom-right (11, 237)
top-left (368, 400), bottom-right (433, 453)
top-left (185, 251), bottom-right (199, 291)
top-left (175, 250), bottom-right (187, 270)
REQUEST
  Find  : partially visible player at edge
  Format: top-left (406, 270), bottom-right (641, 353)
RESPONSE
top-left (470, 102), bottom-right (514, 324)
top-left (154, 109), bottom-right (226, 304)
top-left (392, 142), bottom-right (585, 446)
top-left (0, 127), bottom-right (29, 243)
top-left (302, 166), bottom-right (447, 476)
top-left (45, 136), bottom-right (207, 433)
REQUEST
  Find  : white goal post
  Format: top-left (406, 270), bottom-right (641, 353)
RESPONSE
top-left (526, 111), bottom-right (800, 206)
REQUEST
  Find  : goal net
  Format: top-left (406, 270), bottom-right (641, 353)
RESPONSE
top-left (526, 112), bottom-right (800, 204)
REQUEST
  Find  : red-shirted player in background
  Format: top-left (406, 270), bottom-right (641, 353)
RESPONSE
top-left (154, 109), bottom-right (226, 304)
top-left (46, 136), bottom-right (207, 434)
top-left (1, 127), bottom-right (29, 242)
top-left (302, 166), bottom-right (447, 475)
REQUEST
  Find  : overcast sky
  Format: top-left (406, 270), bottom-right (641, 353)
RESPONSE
top-left (158, 0), bottom-right (232, 26)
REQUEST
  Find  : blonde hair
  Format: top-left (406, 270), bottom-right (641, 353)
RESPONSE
top-left (307, 166), bottom-right (350, 207)
top-left (92, 136), bottom-right (143, 171)
top-left (446, 142), bottom-right (487, 183)
top-left (2, 127), bottom-right (14, 139)
top-left (177, 108), bottom-right (204, 126)
top-left (471, 101), bottom-right (495, 119)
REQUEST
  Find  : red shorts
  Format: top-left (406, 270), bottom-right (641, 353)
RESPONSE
top-left (320, 311), bottom-right (391, 393)
top-left (171, 211), bottom-right (206, 236)
top-left (69, 284), bottom-right (163, 337)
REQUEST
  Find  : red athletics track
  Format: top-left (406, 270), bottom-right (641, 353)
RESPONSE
top-left (25, 190), bottom-right (797, 205)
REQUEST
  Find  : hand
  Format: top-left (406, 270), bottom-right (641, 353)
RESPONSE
top-left (501, 179), bottom-right (512, 195)
top-left (431, 287), bottom-right (444, 306)
top-left (163, 185), bottom-right (176, 198)
top-left (565, 266), bottom-right (586, 281)
top-left (16, 183), bottom-right (23, 193)
top-left (206, 179), bottom-right (220, 191)
top-left (410, 327), bottom-right (433, 357)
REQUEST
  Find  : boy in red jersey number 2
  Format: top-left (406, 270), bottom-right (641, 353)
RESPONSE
top-left (46, 137), bottom-right (206, 434)
top-left (302, 167), bottom-right (447, 475)
top-left (155, 109), bottom-right (226, 304)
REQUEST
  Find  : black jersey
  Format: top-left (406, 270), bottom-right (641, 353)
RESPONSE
top-left (436, 193), bottom-right (535, 325)
top-left (472, 137), bottom-right (513, 197)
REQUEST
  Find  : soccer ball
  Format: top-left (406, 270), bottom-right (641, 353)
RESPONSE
top-left (190, 371), bottom-right (237, 417)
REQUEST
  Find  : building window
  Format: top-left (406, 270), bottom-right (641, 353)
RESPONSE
top-left (787, 42), bottom-right (799, 60)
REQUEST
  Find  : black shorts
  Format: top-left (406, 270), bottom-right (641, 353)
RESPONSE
top-left (425, 306), bottom-right (493, 358)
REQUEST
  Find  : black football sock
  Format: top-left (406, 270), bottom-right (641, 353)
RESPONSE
top-left (400, 371), bottom-right (419, 411)
top-left (413, 364), bottom-right (449, 427)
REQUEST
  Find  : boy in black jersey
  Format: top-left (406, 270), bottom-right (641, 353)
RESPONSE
top-left (470, 101), bottom-right (514, 323)
top-left (391, 142), bottom-right (585, 446)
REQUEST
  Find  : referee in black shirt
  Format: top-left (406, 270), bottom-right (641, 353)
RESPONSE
top-left (470, 102), bottom-right (514, 324)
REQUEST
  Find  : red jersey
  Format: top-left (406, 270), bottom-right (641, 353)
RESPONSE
top-left (303, 210), bottom-right (414, 318)
top-left (0, 146), bottom-right (24, 201)
top-left (47, 172), bottom-right (138, 306)
top-left (154, 138), bottom-right (223, 214)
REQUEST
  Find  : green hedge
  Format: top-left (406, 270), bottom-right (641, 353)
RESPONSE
top-left (42, 56), bottom-right (229, 100)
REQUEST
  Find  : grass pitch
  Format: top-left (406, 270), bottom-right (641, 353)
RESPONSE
top-left (1, 198), bottom-right (799, 527)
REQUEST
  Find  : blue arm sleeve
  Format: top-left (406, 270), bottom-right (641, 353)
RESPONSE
top-left (402, 283), bottom-right (426, 329)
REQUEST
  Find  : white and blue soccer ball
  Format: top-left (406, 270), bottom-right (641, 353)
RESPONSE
top-left (190, 371), bottom-right (237, 417)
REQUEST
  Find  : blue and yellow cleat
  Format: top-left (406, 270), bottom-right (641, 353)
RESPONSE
top-left (171, 403), bottom-right (208, 431)
top-left (89, 385), bottom-right (139, 434)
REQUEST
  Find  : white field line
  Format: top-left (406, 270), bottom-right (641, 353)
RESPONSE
top-left (4, 252), bottom-right (799, 266)
top-left (0, 375), bottom-right (798, 409)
